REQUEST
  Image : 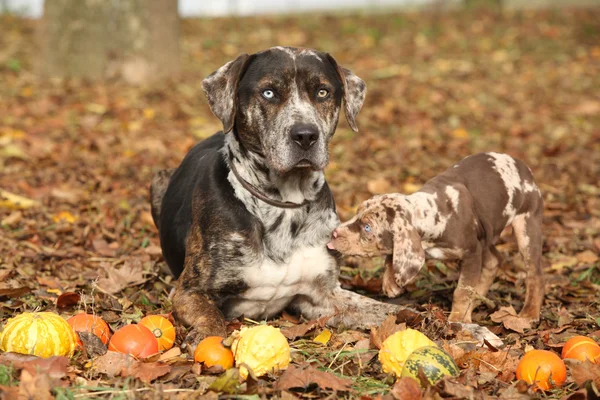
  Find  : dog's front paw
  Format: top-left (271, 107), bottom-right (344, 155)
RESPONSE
top-left (381, 266), bottom-right (405, 297)
top-left (382, 269), bottom-right (405, 298)
top-left (181, 325), bottom-right (228, 354)
top-left (517, 310), bottom-right (541, 324)
top-left (452, 322), bottom-right (504, 348)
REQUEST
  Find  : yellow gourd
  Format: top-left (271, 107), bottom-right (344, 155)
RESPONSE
top-left (378, 328), bottom-right (437, 376)
top-left (0, 311), bottom-right (78, 358)
top-left (231, 325), bottom-right (290, 380)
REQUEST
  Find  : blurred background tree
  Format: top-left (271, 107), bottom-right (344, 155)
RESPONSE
top-left (38, 0), bottom-right (180, 84)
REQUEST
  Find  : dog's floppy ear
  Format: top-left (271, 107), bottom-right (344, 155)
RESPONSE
top-left (392, 222), bottom-right (426, 287)
top-left (326, 54), bottom-right (367, 132)
top-left (202, 53), bottom-right (252, 133)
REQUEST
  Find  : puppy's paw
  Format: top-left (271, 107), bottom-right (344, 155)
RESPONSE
top-left (452, 322), bottom-right (504, 348)
top-left (382, 269), bottom-right (404, 298)
top-left (517, 311), bottom-right (541, 324)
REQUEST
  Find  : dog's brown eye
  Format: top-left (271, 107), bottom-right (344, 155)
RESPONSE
top-left (317, 89), bottom-right (329, 98)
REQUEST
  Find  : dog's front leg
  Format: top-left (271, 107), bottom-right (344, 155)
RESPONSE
top-left (172, 285), bottom-right (227, 349)
top-left (295, 285), bottom-right (411, 329)
top-left (295, 285), bottom-right (503, 347)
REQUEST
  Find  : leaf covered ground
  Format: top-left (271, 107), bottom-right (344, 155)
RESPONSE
top-left (1, 6), bottom-right (600, 400)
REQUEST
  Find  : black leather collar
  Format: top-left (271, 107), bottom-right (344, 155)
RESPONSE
top-left (228, 153), bottom-right (309, 209)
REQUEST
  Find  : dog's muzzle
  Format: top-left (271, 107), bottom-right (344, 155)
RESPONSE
top-left (287, 123), bottom-right (325, 170)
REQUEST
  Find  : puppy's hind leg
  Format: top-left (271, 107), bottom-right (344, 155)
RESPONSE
top-left (512, 210), bottom-right (544, 321)
top-left (150, 168), bottom-right (176, 230)
top-left (475, 245), bottom-right (502, 300)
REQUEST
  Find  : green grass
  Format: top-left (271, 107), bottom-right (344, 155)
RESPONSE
top-left (0, 364), bottom-right (17, 386)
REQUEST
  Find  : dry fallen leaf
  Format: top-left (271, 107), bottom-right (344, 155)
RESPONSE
top-left (490, 306), bottom-right (531, 334)
top-left (0, 287), bottom-right (32, 299)
top-left (313, 329), bottom-right (332, 345)
top-left (0, 353), bottom-right (69, 380)
top-left (79, 331), bottom-right (108, 358)
top-left (276, 364), bottom-right (353, 392)
top-left (281, 314), bottom-right (334, 340)
top-left (92, 351), bottom-right (171, 383)
top-left (370, 314), bottom-right (405, 349)
top-left (354, 338), bottom-right (376, 365)
top-left (1, 211), bottom-right (22, 227)
top-left (391, 377), bottom-right (422, 400)
top-left (567, 359), bottom-right (600, 387)
top-left (18, 369), bottom-right (52, 400)
top-left (124, 360), bottom-right (171, 383)
top-left (56, 291), bottom-right (81, 309)
top-left (557, 307), bottom-right (574, 327)
top-left (0, 189), bottom-right (40, 210)
top-left (52, 210), bottom-right (77, 224)
top-left (440, 380), bottom-right (475, 399)
top-left (96, 260), bottom-right (148, 294)
top-left (93, 351), bottom-right (136, 376)
top-left (576, 250), bottom-right (599, 264)
top-left (92, 239), bottom-right (117, 258)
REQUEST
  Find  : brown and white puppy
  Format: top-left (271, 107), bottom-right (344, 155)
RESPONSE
top-left (328, 153), bottom-right (544, 324)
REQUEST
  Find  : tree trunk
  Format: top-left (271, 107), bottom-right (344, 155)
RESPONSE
top-left (39, 0), bottom-right (180, 84)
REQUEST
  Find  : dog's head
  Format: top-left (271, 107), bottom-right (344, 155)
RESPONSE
top-left (327, 195), bottom-right (426, 287)
top-left (202, 46), bottom-right (366, 174)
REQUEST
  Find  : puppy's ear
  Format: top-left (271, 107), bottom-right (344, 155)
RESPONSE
top-left (326, 54), bottom-right (367, 132)
top-left (202, 53), bottom-right (252, 133)
top-left (392, 222), bottom-right (425, 287)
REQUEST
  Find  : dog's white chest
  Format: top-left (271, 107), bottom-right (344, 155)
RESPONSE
top-left (229, 245), bottom-right (333, 319)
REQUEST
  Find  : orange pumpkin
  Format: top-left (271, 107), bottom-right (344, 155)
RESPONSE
top-left (194, 336), bottom-right (234, 370)
top-left (139, 315), bottom-right (176, 351)
top-left (561, 336), bottom-right (600, 363)
top-left (108, 324), bottom-right (159, 358)
top-left (67, 314), bottom-right (111, 346)
top-left (516, 350), bottom-right (566, 391)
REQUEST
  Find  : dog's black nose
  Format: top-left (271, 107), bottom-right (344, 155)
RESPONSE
top-left (290, 123), bottom-right (319, 151)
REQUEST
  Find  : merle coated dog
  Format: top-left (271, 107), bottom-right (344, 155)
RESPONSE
top-left (328, 153), bottom-right (544, 324)
top-left (150, 47), bottom-right (500, 347)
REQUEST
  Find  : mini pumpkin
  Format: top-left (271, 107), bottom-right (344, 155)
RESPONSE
top-left (139, 315), bottom-right (176, 351)
top-left (378, 329), bottom-right (437, 376)
top-left (108, 324), bottom-right (159, 358)
top-left (194, 336), bottom-right (234, 369)
top-left (67, 313), bottom-right (111, 346)
top-left (516, 349), bottom-right (566, 391)
top-left (401, 346), bottom-right (459, 387)
top-left (0, 311), bottom-right (77, 358)
top-left (231, 325), bottom-right (290, 380)
top-left (561, 336), bottom-right (600, 363)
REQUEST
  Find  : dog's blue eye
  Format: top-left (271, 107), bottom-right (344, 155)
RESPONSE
top-left (262, 89), bottom-right (275, 99)
top-left (364, 224), bottom-right (371, 233)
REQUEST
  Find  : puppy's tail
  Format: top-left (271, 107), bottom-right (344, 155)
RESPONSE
top-left (150, 168), bottom-right (176, 230)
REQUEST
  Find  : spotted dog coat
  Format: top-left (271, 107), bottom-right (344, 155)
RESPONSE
top-left (149, 47), bottom-right (419, 346)
top-left (328, 153), bottom-right (544, 323)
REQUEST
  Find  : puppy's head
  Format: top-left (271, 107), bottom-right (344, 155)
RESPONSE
top-left (327, 195), bottom-right (425, 287)
top-left (202, 46), bottom-right (366, 174)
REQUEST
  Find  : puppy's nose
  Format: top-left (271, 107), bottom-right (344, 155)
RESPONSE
top-left (290, 123), bottom-right (319, 151)
top-left (332, 229), bottom-right (338, 239)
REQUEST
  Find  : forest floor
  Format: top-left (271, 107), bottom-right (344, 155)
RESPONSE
top-left (0, 6), bottom-right (599, 400)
